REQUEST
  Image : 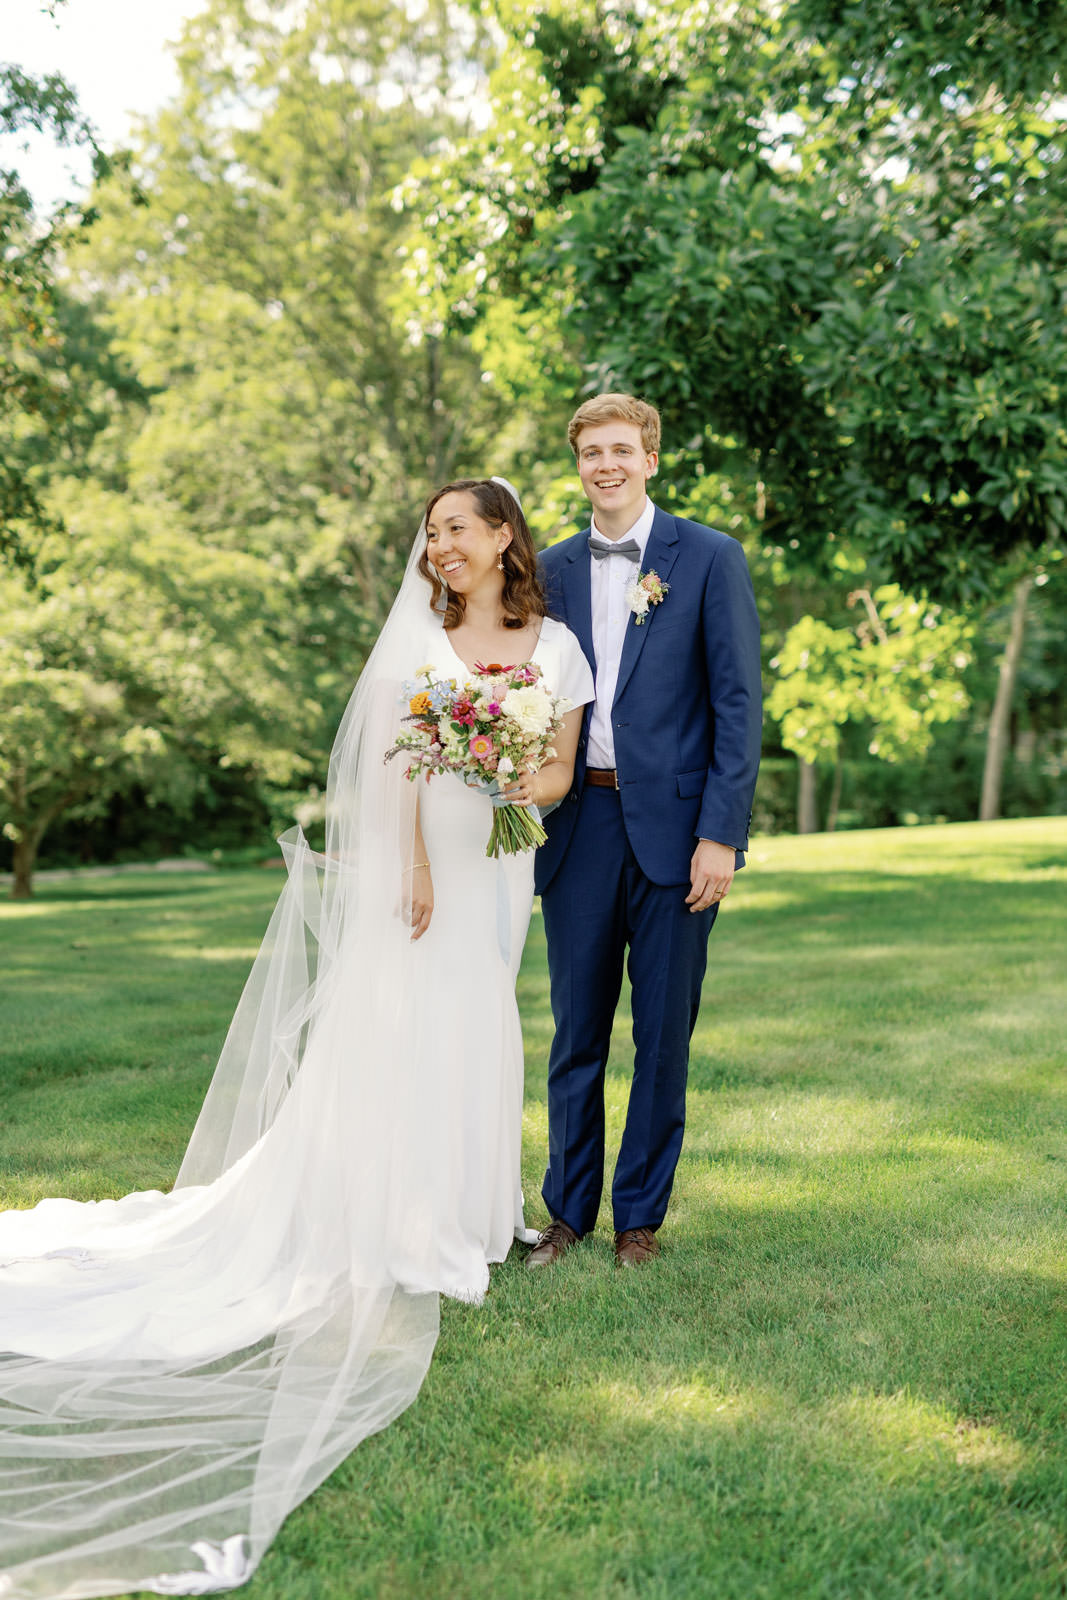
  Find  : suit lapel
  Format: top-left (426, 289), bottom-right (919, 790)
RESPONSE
top-left (612, 507), bottom-right (680, 706)
top-left (558, 529), bottom-right (596, 673)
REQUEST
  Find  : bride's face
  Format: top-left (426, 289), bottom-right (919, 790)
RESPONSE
top-left (425, 491), bottom-right (511, 596)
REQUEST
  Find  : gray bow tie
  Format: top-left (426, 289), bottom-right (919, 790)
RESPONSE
top-left (589, 537), bottom-right (641, 562)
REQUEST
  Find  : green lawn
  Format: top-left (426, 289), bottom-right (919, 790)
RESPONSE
top-left (1, 818), bottom-right (1065, 1599)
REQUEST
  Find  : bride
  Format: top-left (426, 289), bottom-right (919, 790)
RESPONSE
top-left (0, 478), bottom-right (593, 1599)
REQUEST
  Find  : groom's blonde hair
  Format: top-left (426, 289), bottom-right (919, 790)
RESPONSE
top-left (567, 393), bottom-right (661, 457)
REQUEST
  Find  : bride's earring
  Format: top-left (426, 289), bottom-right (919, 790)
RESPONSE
top-left (497, 548), bottom-right (505, 571)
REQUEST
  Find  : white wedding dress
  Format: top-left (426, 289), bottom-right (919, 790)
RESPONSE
top-left (0, 553), bottom-right (592, 1599)
top-left (383, 614), bottom-right (593, 1300)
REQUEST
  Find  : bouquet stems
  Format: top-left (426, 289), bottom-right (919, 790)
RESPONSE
top-left (486, 804), bottom-right (547, 858)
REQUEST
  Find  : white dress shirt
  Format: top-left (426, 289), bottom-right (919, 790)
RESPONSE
top-left (586, 497), bottom-right (657, 769)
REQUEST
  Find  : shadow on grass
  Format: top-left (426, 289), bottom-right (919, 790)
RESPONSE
top-left (2, 879), bottom-right (239, 907)
top-left (294, 1182), bottom-right (1066, 1600)
top-left (3, 839), bottom-right (1065, 1598)
top-left (0, 874), bottom-right (279, 1097)
top-left (735, 868), bottom-right (1065, 934)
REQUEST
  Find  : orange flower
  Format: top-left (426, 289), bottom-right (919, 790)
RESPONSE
top-left (409, 691), bottom-right (432, 714)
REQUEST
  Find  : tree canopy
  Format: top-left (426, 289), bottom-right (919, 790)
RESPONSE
top-left (402, 0), bottom-right (1067, 600)
top-left (0, 60), bottom-right (109, 559)
top-left (2, 0), bottom-right (1064, 887)
top-left (2, 0), bottom-right (505, 890)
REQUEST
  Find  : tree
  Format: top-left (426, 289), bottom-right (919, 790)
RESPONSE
top-left (556, 118), bottom-right (1067, 602)
top-left (767, 587), bottom-right (973, 831)
top-left (0, 61), bottom-right (108, 561)
top-left (786, 0), bottom-right (1067, 108)
top-left (971, 547), bottom-right (1065, 821)
top-left (979, 574), bottom-right (1034, 822)
top-left (52, 0), bottom-right (518, 733)
top-left (802, 219), bottom-right (1067, 601)
top-left (77, 0), bottom-right (497, 550)
top-left (2, 0), bottom-right (525, 880)
top-left (0, 483), bottom-right (318, 897)
top-left (405, 1), bottom-right (1067, 601)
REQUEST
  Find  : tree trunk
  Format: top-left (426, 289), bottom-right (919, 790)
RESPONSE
top-left (825, 757), bottom-right (844, 833)
top-left (980, 575), bottom-right (1031, 822)
top-left (11, 834), bottom-right (38, 899)
top-left (797, 758), bottom-right (819, 834)
top-left (7, 804), bottom-right (59, 900)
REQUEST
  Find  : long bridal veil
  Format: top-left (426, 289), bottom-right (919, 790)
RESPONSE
top-left (0, 527), bottom-right (460, 1598)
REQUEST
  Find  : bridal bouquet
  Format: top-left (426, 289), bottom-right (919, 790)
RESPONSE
top-left (386, 661), bottom-right (572, 857)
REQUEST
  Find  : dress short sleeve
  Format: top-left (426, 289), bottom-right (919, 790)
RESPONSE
top-left (539, 618), bottom-right (594, 709)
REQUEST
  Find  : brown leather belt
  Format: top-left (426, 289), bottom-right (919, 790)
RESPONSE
top-left (584, 767), bottom-right (619, 789)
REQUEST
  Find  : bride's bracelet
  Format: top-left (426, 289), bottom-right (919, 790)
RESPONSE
top-left (403, 861), bottom-right (430, 874)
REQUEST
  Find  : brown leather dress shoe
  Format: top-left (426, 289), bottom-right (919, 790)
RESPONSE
top-left (526, 1220), bottom-right (580, 1269)
top-left (614, 1227), bottom-right (660, 1267)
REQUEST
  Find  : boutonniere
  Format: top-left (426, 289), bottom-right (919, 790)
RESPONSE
top-left (625, 570), bottom-right (669, 625)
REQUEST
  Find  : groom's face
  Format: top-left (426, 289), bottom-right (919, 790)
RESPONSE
top-left (575, 421), bottom-right (657, 529)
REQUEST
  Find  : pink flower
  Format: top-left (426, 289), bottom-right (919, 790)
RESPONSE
top-left (468, 733), bottom-right (495, 760)
top-left (626, 568), bottom-right (668, 624)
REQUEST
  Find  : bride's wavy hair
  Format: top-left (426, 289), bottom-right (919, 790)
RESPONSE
top-left (418, 478), bottom-right (547, 631)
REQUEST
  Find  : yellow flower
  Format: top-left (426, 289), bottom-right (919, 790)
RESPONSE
top-left (409, 691), bottom-right (432, 714)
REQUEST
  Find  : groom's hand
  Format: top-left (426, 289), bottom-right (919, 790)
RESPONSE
top-left (686, 839), bottom-right (736, 913)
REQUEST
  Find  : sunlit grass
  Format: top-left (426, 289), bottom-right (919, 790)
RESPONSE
top-left (1, 817), bottom-right (1065, 1598)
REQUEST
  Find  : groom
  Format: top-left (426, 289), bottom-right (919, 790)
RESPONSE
top-left (530, 393), bottom-right (762, 1268)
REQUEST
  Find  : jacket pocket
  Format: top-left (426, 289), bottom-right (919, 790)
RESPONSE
top-left (676, 769), bottom-right (706, 799)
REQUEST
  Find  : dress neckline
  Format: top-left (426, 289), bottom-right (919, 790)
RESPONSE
top-left (439, 618), bottom-right (548, 677)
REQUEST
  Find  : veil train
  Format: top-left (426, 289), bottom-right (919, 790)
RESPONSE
top-left (0, 527), bottom-right (457, 1599)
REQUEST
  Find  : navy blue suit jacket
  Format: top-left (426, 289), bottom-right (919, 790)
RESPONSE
top-left (535, 507), bottom-right (763, 892)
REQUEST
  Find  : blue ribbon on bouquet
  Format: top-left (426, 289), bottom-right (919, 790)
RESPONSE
top-left (483, 777), bottom-right (546, 823)
top-left (482, 777), bottom-right (562, 821)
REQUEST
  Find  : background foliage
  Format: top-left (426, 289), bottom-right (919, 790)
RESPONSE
top-left (1, 0), bottom-right (1064, 890)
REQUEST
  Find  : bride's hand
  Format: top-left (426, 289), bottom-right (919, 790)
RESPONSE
top-left (501, 769), bottom-right (536, 807)
top-left (407, 864), bottom-right (433, 940)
